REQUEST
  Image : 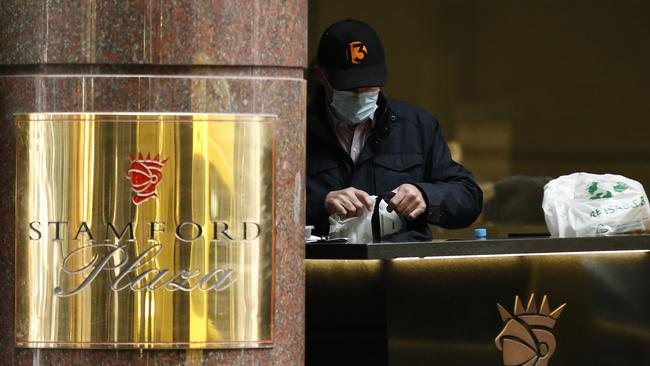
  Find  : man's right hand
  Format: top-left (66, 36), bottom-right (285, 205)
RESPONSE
top-left (324, 188), bottom-right (374, 219)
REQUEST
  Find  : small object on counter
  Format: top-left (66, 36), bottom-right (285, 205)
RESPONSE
top-left (306, 236), bottom-right (348, 244)
top-left (306, 235), bottom-right (321, 243)
top-left (305, 226), bottom-right (349, 243)
top-left (475, 227), bottom-right (487, 240)
top-left (305, 225), bottom-right (314, 240)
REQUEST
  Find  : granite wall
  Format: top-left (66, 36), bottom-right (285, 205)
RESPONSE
top-left (0, 1), bottom-right (307, 365)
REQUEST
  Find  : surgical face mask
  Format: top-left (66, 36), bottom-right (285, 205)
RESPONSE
top-left (329, 89), bottom-right (379, 125)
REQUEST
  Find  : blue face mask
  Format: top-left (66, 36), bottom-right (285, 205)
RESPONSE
top-left (330, 89), bottom-right (379, 125)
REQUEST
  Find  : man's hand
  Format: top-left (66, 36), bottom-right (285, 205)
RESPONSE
top-left (325, 187), bottom-right (374, 219)
top-left (388, 184), bottom-right (427, 221)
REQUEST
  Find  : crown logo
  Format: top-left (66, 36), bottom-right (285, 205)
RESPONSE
top-left (125, 153), bottom-right (168, 205)
top-left (495, 294), bottom-right (566, 366)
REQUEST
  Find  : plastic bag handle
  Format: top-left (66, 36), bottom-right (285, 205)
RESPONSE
top-left (371, 192), bottom-right (396, 242)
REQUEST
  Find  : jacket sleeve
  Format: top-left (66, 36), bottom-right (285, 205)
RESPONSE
top-left (306, 180), bottom-right (331, 236)
top-left (411, 118), bottom-right (483, 229)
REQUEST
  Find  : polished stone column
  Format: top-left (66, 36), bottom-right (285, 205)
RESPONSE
top-left (0, 1), bottom-right (306, 364)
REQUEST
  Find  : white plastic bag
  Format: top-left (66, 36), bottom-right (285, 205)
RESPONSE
top-left (328, 195), bottom-right (404, 243)
top-left (543, 173), bottom-right (650, 237)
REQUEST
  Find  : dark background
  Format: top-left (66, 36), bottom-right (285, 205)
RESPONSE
top-left (309, 0), bottom-right (650, 187)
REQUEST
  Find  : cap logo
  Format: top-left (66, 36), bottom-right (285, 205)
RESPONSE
top-left (347, 41), bottom-right (368, 64)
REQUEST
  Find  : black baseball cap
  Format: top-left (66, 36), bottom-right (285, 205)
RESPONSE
top-left (317, 19), bottom-right (387, 90)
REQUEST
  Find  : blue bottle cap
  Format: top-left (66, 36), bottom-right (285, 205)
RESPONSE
top-left (474, 227), bottom-right (487, 239)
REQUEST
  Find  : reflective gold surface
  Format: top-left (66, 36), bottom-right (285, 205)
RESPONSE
top-left (15, 113), bottom-right (276, 348)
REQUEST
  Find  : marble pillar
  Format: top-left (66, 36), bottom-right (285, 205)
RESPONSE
top-left (0, 1), bottom-right (306, 364)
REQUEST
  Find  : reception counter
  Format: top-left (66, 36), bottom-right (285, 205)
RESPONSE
top-left (305, 235), bottom-right (650, 365)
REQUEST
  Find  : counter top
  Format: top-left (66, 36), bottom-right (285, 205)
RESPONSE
top-left (305, 234), bottom-right (650, 260)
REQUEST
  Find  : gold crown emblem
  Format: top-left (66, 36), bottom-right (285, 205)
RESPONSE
top-left (495, 294), bottom-right (566, 366)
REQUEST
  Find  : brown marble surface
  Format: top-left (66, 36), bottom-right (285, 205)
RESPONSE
top-left (0, 0), bottom-right (307, 67)
top-left (0, 72), bottom-right (306, 365)
top-left (0, 1), bottom-right (307, 365)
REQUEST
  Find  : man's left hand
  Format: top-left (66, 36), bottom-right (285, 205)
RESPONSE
top-left (388, 184), bottom-right (427, 221)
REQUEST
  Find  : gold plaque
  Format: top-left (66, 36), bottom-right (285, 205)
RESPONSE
top-left (15, 113), bottom-right (276, 349)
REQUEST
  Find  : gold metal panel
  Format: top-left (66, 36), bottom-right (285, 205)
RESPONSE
top-left (15, 113), bottom-right (276, 349)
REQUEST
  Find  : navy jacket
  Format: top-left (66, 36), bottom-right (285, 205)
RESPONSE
top-left (307, 87), bottom-right (482, 241)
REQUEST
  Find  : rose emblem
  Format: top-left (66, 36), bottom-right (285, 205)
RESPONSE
top-left (125, 153), bottom-right (168, 205)
top-left (495, 294), bottom-right (566, 366)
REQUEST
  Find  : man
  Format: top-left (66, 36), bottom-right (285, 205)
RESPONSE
top-left (307, 19), bottom-right (482, 241)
